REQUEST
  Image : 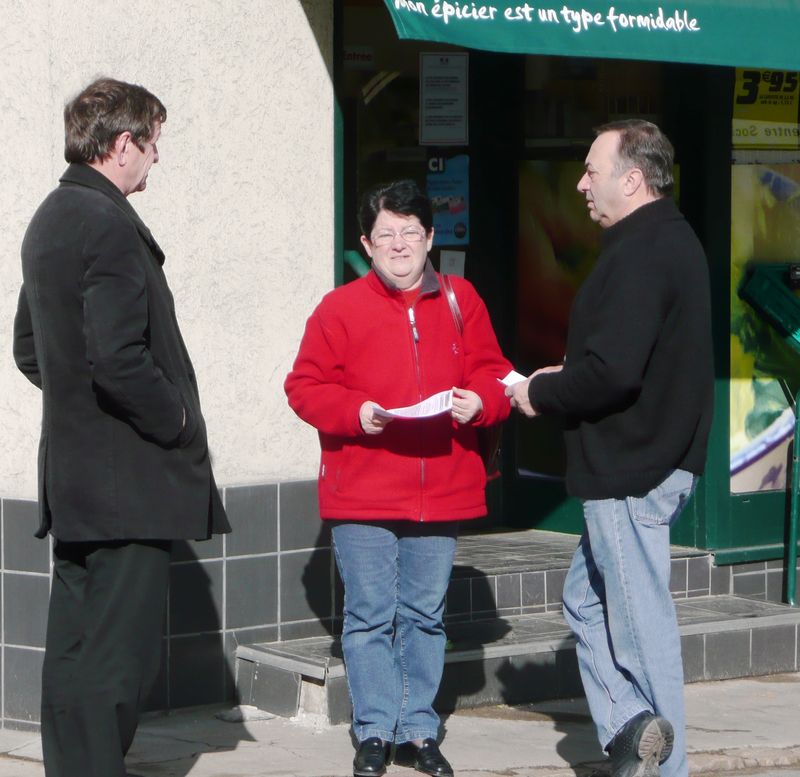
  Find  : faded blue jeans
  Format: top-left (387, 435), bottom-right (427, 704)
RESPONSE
top-left (562, 469), bottom-right (696, 777)
top-left (332, 521), bottom-right (458, 744)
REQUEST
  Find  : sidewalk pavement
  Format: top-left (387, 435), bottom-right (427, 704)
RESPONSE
top-left (1, 674), bottom-right (799, 777)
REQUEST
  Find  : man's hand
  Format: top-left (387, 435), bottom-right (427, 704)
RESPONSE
top-left (531, 364), bottom-right (563, 379)
top-left (506, 378), bottom-right (537, 417)
top-left (359, 401), bottom-right (393, 435)
top-left (505, 364), bottom-right (563, 417)
top-left (451, 388), bottom-right (483, 425)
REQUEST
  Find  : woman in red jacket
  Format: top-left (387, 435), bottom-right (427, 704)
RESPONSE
top-left (285, 180), bottom-right (511, 777)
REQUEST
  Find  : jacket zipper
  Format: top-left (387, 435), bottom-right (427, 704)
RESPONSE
top-left (407, 302), bottom-right (425, 520)
top-left (408, 307), bottom-right (419, 343)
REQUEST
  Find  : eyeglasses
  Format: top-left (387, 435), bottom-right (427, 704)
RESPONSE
top-left (370, 227), bottom-right (427, 246)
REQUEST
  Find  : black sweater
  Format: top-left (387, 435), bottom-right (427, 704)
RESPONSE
top-left (530, 197), bottom-right (714, 499)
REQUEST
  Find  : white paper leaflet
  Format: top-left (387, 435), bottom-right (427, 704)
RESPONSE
top-left (373, 389), bottom-right (453, 419)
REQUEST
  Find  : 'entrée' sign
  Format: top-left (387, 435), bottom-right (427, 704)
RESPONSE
top-left (396, 2), bottom-right (700, 35)
top-left (384, 1), bottom-right (800, 72)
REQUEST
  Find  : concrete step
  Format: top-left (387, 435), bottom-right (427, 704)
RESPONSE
top-left (234, 593), bottom-right (800, 724)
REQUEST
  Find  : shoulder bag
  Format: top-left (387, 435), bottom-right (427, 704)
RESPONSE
top-left (441, 274), bottom-right (502, 481)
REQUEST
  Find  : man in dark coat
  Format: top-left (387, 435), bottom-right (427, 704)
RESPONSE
top-left (507, 120), bottom-right (713, 777)
top-left (13, 77), bottom-right (230, 777)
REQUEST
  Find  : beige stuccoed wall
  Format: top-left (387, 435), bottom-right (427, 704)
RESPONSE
top-left (0, 0), bottom-right (334, 498)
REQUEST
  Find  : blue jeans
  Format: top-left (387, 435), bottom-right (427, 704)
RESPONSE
top-left (562, 469), bottom-right (696, 777)
top-left (332, 521), bottom-right (458, 744)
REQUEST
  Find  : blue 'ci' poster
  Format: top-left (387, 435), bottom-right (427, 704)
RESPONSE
top-left (427, 154), bottom-right (469, 247)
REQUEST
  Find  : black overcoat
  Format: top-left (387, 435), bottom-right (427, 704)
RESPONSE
top-left (13, 164), bottom-right (230, 542)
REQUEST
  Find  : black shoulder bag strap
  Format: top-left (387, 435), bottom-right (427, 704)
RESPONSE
top-left (439, 274), bottom-right (502, 480)
top-left (441, 273), bottom-right (464, 335)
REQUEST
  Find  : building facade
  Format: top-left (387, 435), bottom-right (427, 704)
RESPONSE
top-left (1, 0), bottom-right (799, 730)
top-left (0, 0), bottom-right (336, 727)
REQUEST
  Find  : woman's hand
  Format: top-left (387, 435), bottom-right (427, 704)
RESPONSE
top-left (451, 388), bottom-right (483, 425)
top-left (359, 401), bottom-right (393, 435)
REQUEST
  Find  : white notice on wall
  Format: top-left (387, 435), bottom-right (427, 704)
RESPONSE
top-left (440, 250), bottom-right (465, 277)
top-left (420, 52), bottom-right (468, 146)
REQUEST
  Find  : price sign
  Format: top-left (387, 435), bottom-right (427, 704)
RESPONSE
top-left (733, 69), bottom-right (800, 149)
top-left (736, 70), bottom-right (799, 108)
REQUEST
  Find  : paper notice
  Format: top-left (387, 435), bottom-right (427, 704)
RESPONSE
top-left (373, 389), bottom-right (453, 420)
top-left (440, 250), bottom-right (465, 277)
top-left (500, 370), bottom-right (528, 386)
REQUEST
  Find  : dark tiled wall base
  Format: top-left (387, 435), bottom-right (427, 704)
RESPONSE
top-left (730, 560), bottom-right (800, 603)
top-left (1, 500), bottom-right (50, 730)
top-left (436, 624), bottom-right (799, 713)
top-left (444, 568), bottom-right (566, 621)
top-left (681, 623), bottom-right (800, 681)
top-left (244, 618), bottom-right (800, 723)
top-left (3, 485), bottom-right (800, 730)
top-left (436, 619), bottom-right (800, 709)
top-left (0, 480), bottom-right (334, 728)
top-left (436, 649), bottom-right (584, 712)
top-left (443, 553), bottom-right (738, 625)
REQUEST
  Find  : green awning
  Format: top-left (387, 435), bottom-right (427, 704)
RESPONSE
top-left (383, 1), bottom-right (800, 70)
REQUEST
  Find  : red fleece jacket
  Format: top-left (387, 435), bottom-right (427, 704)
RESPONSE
top-left (285, 267), bottom-right (512, 522)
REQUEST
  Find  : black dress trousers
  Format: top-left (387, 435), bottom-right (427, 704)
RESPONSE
top-left (40, 539), bottom-right (171, 777)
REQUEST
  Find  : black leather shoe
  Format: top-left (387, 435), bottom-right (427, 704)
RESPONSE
top-left (395, 738), bottom-right (454, 777)
top-left (608, 711), bottom-right (674, 777)
top-left (353, 737), bottom-right (390, 777)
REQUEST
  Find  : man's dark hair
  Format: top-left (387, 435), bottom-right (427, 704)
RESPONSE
top-left (358, 179), bottom-right (433, 237)
top-left (64, 77), bottom-right (167, 164)
top-left (595, 119), bottom-right (674, 197)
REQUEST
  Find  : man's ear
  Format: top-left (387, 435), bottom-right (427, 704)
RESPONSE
top-left (113, 132), bottom-right (133, 166)
top-left (623, 167), bottom-right (644, 196)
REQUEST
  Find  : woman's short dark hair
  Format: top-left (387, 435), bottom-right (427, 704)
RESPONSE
top-left (595, 119), bottom-right (674, 197)
top-left (64, 77), bottom-right (167, 164)
top-left (358, 179), bottom-right (433, 237)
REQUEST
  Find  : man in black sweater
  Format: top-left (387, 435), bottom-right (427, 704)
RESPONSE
top-left (507, 120), bottom-right (713, 777)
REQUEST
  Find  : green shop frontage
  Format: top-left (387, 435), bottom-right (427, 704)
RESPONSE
top-left (230, 2), bottom-right (800, 724)
top-left (335, 0), bottom-right (800, 578)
